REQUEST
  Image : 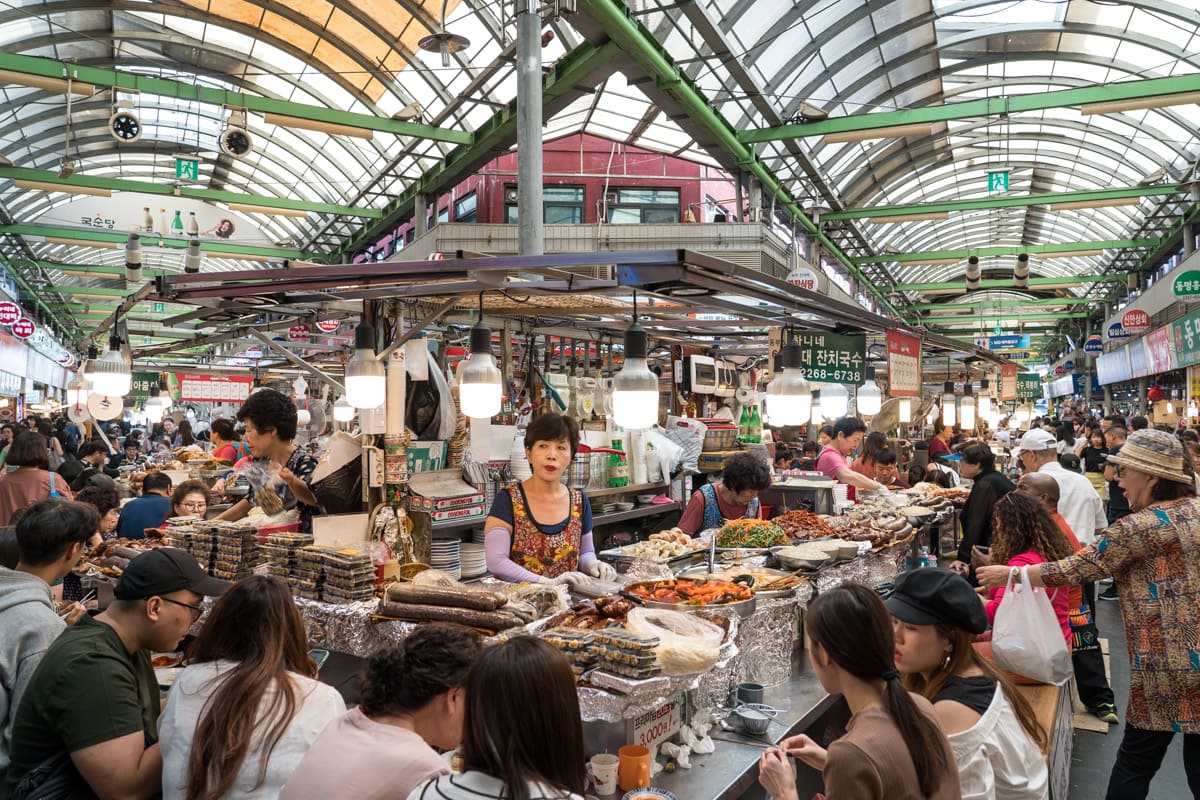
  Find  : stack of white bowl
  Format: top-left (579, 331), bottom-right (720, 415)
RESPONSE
top-left (460, 542), bottom-right (488, 579)
top-left (430, 538), bottom-right (461, 580)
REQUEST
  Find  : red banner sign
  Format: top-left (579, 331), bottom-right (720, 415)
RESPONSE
top-left (1122, 308), bottom-right (1150, 335)
top-left (999, 362), bottom-right (1018, 401)
top-left (315, 319), bottom-right (340, 333)
top-left (11, 317), bottom-right (35, 339)
top-left (287, 325), bottom-right (310, 341)
top-left (885, 330), bottom-right (921, 397)
top-left (0, 302), bottom-right (20, 326)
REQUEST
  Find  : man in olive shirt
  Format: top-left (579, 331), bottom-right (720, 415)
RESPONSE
top-left (6, 548), bottom-right (228, 799)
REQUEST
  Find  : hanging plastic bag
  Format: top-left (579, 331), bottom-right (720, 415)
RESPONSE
top-left (625, 607), bottom-right (725, 675)
top-left (990, 566), bottom-right (1073, 685)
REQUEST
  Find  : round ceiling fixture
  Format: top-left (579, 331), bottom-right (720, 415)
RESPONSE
top-left (109, 110), bottom-right (142, 143)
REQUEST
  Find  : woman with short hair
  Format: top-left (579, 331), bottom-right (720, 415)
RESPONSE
top-left (0, 433), bottom-right (73, 526)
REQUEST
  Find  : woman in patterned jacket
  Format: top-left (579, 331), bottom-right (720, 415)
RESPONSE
top-left (978, 429), bottom-right (1200, 800)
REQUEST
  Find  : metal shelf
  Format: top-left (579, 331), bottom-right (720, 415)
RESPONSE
top-left (592, 502), bottom-right (680, 527)
top-left (584, 482), bottom-right (667, 499)
top-left (430, 517), bottom-right (486, 533)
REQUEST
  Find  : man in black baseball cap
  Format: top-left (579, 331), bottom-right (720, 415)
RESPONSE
top-left (6, 548), bottom-right (228, 798)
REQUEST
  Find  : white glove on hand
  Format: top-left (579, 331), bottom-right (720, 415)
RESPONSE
top-left (587, 561), bottom-right (617, 582)
top-left (551, 571), bottom-right (591, 586)
top-left (875, 484), bottom-right (892, 496)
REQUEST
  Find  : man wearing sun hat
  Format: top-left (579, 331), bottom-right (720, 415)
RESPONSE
top-left (6, 548), bottom-right (228, 799)
top-left (979, 429), bottom-right (1200, 798)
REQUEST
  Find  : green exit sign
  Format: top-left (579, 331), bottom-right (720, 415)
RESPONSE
top-left (988, 170), bottom-right (1009, 192)
top-left (175, 158), bottom-right (199, 181)
top-left (152, 302), bottom-right (165, 313)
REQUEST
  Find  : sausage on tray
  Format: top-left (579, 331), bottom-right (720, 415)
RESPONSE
top-left (376, 600), bottom-right (525, 631)
top-left (383, 583), bottom-right (506, 611)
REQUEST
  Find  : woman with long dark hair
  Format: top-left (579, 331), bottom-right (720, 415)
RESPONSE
top-left (889, 568), bottom-right (1048, 799)
top-left (408, 636), bottom-right (587, 800)
top-left (158, 576), bottom-right (343, 799)
top-left (758, 583), bottom-right (960, 800)
top-left (851, 431), bottom-right (890, 479)
top-left (985, 492), bottom-right (1074, 644)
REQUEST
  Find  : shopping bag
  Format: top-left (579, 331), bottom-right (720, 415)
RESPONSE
top-left (990, 566), bottom-right (1073, 685)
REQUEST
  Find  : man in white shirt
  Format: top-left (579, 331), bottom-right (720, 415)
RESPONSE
top-left (1013, 428), bottom-right (1107, 546)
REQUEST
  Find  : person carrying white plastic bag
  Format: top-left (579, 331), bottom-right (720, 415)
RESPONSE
top-left (990, 566), bottom-right (1073, 685)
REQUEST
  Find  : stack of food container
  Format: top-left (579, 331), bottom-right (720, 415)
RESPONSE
top-left (211, 522), bottom-right (260, 581)
top-left (296, 545), bottom-right (335, 600)
top-left (259, 531), bottom-right (316, 588)
top-left (321, 548), bottom-right (376, 603)
top-left (594, 628), bottom-right (661, 679)
top-left (542, 628), bottom-right (599, 677)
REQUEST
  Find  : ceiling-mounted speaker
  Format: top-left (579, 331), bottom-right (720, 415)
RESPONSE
top-left (965, 255), bottom-right (981, 291)
top-left (219, 109), bottom-right (253, 158)
top-left (1013, 253), bottom-right (1030, 289)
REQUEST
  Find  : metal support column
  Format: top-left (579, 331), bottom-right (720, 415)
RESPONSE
top-left (516, 0), bottom-right (544, 256)
top-left (1104, 385), bottom-right (1113, 415)
top-left (415, 193), bottom-right (428, 237)
top-left (1138, 377), bottom-right (1149, 415)
top-left (748, 177), bottom-right (762, 223)
top-left (734, 171), bottom-right (745, 222)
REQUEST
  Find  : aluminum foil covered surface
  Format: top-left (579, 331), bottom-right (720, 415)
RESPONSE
top-left (296, 597), bottom-right (418, 657)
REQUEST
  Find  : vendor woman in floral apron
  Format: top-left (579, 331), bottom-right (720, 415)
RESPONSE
top-left (677, 452), bottom-right (772, 535)
top-left (484, 413), bottom-right (618, 584)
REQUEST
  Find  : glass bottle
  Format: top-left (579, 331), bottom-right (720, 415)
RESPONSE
top-left (748, 404), bottom-right (762, 443)
top-left (608, 438), bottom-right (629, 488)
top-left (185, 211), bottom-right (199, 236)
top-left (738, 405), bottom-right (751, 443)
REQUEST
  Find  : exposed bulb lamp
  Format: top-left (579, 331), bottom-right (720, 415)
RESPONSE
top-left (960, 382), bottom-right (976, 429)
top-left (67, 376), bottom-right (89, 408)
top-left (857, 366), bottom-right (881, 417)
top-left (345, 322), bottom-right (385, 409)
top-left (333, 395), bottom-right (355, 422)
top-left (88, 335), bottom-right (131, 397)
top-left (765, 342), bottom-right (812, 425)
top-left (941, 380), bottom-right (957, 426)
top-left (611, 293), bottom-right (659, 429)
top-left (458, 306), bottom-right (502, 419)
top-left (819, 382), bottom-right (848, 420)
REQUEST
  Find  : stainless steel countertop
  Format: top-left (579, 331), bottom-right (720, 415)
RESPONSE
top-left (638, 651), bottom-right (843, 800)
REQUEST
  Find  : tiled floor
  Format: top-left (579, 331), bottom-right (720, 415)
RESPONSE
top-left (1068, 592), bottom-right (1190, 798)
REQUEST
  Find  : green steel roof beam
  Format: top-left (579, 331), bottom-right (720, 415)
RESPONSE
top-left (0, 53), bottom-right (472, 146)
top-left (856, 238), bottom-right (1158, 264)
top-left (894, 275), bottom-right (1119, 292)
top-left (823, 184), bottom-right (1181, 221)
top-left (40, 261), bottom-right (176, 279)
top-left (0, 168), bottom-right (382, 220)
top-left (572, 0), bottom-right (901, 317)
top-left (738, 73), bottom-right (1200, 144)
top-left (924, 313), bottom-right (1088, 323)
top-left (0, 224), bottom-right (310, 260)
top-left (912, 297), bottom-right (1097, 311)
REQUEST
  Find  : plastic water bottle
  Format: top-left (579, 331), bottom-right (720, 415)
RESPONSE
top-left (918, 546), bottom-right (933, 569)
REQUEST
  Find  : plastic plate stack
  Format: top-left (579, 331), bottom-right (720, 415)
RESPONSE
top-left (430, 538), bottom-right (462, 580)
top-left (460, 542), bottom-right (488, 579)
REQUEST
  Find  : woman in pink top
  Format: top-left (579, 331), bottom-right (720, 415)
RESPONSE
top-left (815, 417), bottom-right (885, 493)
top-left (0, 432), bottom-right (73, 526)
top-left (984, 492), bottom-right (1075, 645)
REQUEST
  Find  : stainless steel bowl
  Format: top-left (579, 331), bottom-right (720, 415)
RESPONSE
top-left (769, 546), bottom-right (829, 572)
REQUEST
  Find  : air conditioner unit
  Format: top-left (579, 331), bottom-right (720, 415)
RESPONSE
top-left (504, 188), bottom-right (518, 203)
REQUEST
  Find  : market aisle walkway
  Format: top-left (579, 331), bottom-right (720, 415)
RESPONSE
top-left (1068, 593), bottom-right (1189, 798)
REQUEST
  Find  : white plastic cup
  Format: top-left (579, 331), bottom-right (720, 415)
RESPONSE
top-left (588, 753), bottom-right (620, 795)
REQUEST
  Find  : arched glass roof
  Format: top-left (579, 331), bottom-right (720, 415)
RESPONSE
top-left (0, 0), bottom-right (1196, 345)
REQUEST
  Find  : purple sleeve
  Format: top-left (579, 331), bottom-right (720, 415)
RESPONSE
top-left (484, 526), bottom-right (549, 583)
top-left (578, 494), bottom-right (597, 571)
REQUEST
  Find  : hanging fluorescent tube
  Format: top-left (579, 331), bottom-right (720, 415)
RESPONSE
top-left (0, 69), bottom-right (95, 95)
top-left (43, 236), bottom-right (118, 249)
top-left (823, 122), bottom-right (936, 144)
top-left (227, 202), bottom-right (310, 219)
top-left (1040, 249), bottom-right (1104, 259)
top-left (1049, 197), bottom-right (1141, 212)
top-left (867, 212), bottom-right (950, 224)
top-left (14, 179), bottom-right (111, 197)
top-left (1080, 90), bottom-right (1200, 116)
top-left (215, 252), bottom-right (272, 262)
top-left (262, 112), bottom-right (374, 140)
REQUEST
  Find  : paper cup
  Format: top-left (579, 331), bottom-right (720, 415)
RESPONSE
top-left (588, 753), bottom-right (620, 795)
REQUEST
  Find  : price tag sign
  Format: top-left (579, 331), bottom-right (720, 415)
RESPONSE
top-left (628, 697), bottom-right (683, 750)
top-left (791, 331), bottom-right (865, 385)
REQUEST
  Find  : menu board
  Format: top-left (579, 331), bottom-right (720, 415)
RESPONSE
top-left (1145, 327), bottom-right (1174, 375)
top-left (999, 362), bottom-right (1018, 401)
top-left (1127, 339), bottom-right (1148, 379)
top-left (174, 373), bottom-right (254, 402)
top-left (792, 331), bottom-right (865, 385)
top-left (1096, 348), bottom-right (1132, 385)
top-left (885, 330), bottom-right (921, 397)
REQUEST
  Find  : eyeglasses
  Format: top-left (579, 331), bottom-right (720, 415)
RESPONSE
top-left (178, 502), bottom-right (207, 512)
top-left (1113, 465), bottom-right (1127, 478)
top-left (159, 596), bottom-right (203, 621)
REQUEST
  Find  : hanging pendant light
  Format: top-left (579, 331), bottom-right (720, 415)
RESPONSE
top-left (810, 390), bottom-right (823, 425)
top-left (857, 365), bottom-right (882, 417)
top-left (87, 335), bottom-right (132, 397)
top-left (898, 396), bottom-right (912, 423)
top-left (345, 321), bottom-right (385, 409)
top-left (333, 395), bottom-right (355, 422)
top-left (960, 382), bottom-right (976, 429)
top-left (819, 382), bottom-right (848, 420)
top-left (977, 377), bottom-right (992, 420)
top-left (765, 342), bottom-right (811, 425)
top-left (458, 295), bottom-right (502, 419)
top-left (611, 292), bottom-right (659, 429)
top-left (940, 380), bottom-right (957, 426)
